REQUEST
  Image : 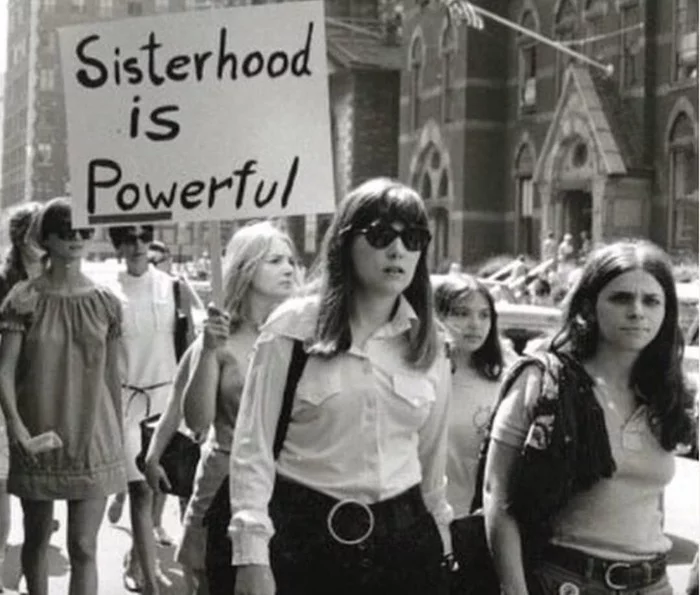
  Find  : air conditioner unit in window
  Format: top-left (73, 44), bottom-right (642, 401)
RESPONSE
top-left (680, 31), bottom-right (698, 64)
top-left (522, 77), bottom-right (536, 106)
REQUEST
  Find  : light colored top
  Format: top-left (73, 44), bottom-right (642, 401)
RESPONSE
top-left (114, 266), bottom-right (178, 420)
top-left (0, 279), bottom-right (126, 499)
top-left (447, 367), bottom-right (500, 518)
top-left (228, 295), bottom-right (453, 566)
top-left (491, 368), bottom-right (675, 560)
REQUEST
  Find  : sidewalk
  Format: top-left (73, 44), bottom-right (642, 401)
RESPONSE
top-left (1, 493), bottom-right (188, 594)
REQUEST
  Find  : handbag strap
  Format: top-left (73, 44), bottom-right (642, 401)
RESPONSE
top-left (273, 339), bottom-right (308, 460)
top-left (173, 277), bottom-right (181, 316)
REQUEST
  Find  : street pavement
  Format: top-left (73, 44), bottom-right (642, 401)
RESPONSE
top-left (0, 491), bottom-right (188, 594)
top-left (0, 457), bottom-right (695, 594)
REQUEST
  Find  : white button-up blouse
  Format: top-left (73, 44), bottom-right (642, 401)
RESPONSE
top-left (228, 295), bottom-right (453, 565)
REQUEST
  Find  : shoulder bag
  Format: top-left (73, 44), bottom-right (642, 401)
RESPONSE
top-left (135, 277), bottom-right (200, 498)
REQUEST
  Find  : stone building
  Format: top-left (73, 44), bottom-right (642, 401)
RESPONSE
top-left (402, 0), bottom-right (698, 267)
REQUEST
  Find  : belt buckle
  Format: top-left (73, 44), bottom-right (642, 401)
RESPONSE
top-left (326, 499), bottom-right (374, 545)
top-left (604, 561), bottom-right (632, 590)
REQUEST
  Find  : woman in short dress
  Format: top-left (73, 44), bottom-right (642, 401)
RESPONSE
top-left (0, 198), bottom-right (126, 595)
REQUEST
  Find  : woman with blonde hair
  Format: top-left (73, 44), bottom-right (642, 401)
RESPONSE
top-left (168, 221), bottom-right (297, 594)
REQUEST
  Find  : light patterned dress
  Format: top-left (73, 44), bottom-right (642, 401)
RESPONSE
top-left (0, 279), bottom-right (126, 500)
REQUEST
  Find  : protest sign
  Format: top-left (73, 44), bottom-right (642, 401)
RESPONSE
top-left (58, 1), bottom-right (335, 228)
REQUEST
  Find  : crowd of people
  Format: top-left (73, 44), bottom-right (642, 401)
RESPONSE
top-left (0, 181), bottom-right (695, 595)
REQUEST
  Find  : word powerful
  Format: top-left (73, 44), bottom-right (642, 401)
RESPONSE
top-left (87, 157), bottom-right (300, 215)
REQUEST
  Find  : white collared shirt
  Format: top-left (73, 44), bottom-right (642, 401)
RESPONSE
top-left (228, 295), bottom-right (453, 565)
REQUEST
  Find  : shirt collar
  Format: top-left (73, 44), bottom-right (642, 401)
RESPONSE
top-left (372, 295), bottom-right (419, 340)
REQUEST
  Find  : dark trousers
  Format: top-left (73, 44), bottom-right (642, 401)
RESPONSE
top-left (269, 476), bottom-right (448, 595)
top-left (203, 478), bottom-right (236, 595)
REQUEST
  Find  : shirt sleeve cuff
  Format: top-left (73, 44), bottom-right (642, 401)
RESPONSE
top-left (230, 531), bottom-right (271, 567)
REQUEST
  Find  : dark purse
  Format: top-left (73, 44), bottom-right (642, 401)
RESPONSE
top-left (135, 277), bottom-right (200, 498)
top-left (136, 413), bottom-right (201, 498)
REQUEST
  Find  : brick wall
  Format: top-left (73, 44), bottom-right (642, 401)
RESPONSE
top-left (351, 70), bottom-right (400, 186)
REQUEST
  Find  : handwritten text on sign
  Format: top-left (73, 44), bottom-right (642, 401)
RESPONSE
top-left (58, 1), bottom-right (335, 227)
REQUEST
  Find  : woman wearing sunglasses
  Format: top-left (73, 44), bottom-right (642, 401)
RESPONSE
top-left (106, 224), bottom-right (201, 594)
top-left (230, 178), bottom-right (453, 595)
top-left (0, 197), bottom-right (125, 595)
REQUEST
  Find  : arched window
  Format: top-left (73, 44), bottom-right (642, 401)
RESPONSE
top-left (669, 112), bottom-right (698, 248)
top-left (439, 21), bottom-right (457, 123)
top-left (409, 35), bottom-right (424, 132)
top-left (515, 144), bottom-right (537, 255)
top-left (412, 142), bottom-right (451, 271)
top-left (554, 0), bottom-right (577, 96)
top-left (518, 10), bottom-right (538, 111)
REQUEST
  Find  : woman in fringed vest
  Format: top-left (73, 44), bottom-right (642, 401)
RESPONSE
top-left (484, 240), bottom-right (694, 595)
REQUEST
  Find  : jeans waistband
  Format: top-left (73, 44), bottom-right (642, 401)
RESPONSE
top-left (544, 545), bottom-right (667, 591)
top-left (272, 475), bottom-right (427, 545)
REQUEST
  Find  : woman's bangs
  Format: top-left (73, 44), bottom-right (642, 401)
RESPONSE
top-left (355, 186), bottom-right (427, 229)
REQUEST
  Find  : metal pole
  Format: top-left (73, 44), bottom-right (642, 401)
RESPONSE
top-left (465, 2), bottom-right (615, 76)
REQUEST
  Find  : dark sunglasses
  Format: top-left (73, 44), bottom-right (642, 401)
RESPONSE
top-left (54, 227), bottom-right (95, 241)
top-left (123, 231), bottom-right (154, 245)
top-left (352, 220), bottom-right (431, 252)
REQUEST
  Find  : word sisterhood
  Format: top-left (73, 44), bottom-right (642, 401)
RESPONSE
top-left (75, 23), bottom-right (315, 89)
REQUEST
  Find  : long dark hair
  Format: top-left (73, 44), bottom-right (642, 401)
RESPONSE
top-left (307, 178), bottom-right (438, 370)
top-left (551, 240), bottom-right (693, 451)
top-left (434, 273), bottom-right (503, 381)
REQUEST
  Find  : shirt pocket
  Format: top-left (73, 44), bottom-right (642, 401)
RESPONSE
top-left (293, 365), bottom-right (343, 421)
top-left (390, 373), bottom-right (436, 427)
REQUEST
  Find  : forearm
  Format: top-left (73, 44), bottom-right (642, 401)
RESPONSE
top-left (182, 347), bottom-right (219, 434)
top-left (145, 390), bottom-right (182, 462)
top-left (484, 493), bottom-right (529, 595)
top-left (0, 375), bottom-right (21, 427)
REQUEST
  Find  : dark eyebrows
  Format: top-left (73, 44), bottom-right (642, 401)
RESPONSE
top-left (607, 290), bottom-right (663, 300)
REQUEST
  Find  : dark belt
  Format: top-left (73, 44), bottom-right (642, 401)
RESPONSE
top-left (272, 475), bottom-right (427, 546)
top-left (545, 546), bottom-right (667, 591)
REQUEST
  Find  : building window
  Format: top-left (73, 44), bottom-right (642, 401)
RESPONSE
top-left (439, 21), bottom-right (457, 124)
top-left (583, 0), bottom-right (607, 59)
top-left (554, 0), bottom-right (577, 97)
top-left (669, 112), bottom-right (698, 248)
top-left (127, 1), bottom-right (144, 16)
top-left (620, 3), bottom-right (641, 89)
top-left (518, 10), bottom-right (537, 112)
top-left (155, 0), bottom-right (170, 11)
top-left (409, 35), bottom-right (423, 132)
top-left (39, 69), bottom-right (55, 91)
top-left (515, 144), bottom-right (537, 255)
top-left (674, 0), bottom-right (698, 82)
top-left (412, 143), bottom-right (451, 271)
top-left (99, 0), bottom-right (113, 17)
top-left (42, 0), bottom-right (56, 13)
top-left (70, 0), bottom-right (87, 13)
top-left (37, 143), bottom-right (53, 165)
